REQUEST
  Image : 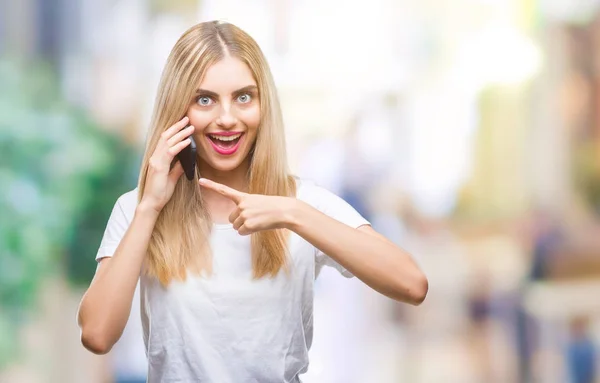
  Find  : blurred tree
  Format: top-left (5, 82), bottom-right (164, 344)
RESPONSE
top-left (574, 142), bottom-right (600, 214)
top-left (0, 58), bottom-right (138, 369)
top-left (150, 0), bottom-right (199, 15)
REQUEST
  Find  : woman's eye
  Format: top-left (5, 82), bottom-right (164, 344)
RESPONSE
top-left (237, 93), bottom-right (252, 104)
top-left (197, 96), bottom-right (214, 106)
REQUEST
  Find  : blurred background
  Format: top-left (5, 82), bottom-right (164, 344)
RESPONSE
top-left (1, 0), bottom-right (600, 382)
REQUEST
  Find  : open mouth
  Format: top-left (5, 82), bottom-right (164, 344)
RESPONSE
top-left (206, 132), bottom-right (244, 155)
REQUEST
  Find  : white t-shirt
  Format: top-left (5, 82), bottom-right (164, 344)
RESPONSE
top-left (96, 178), bottom-right (369, 383)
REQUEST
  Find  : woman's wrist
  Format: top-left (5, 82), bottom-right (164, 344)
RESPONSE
top-left (282, 198), bottom-right (308, 232)
top-left (136, 200), bottom-right (161, 220)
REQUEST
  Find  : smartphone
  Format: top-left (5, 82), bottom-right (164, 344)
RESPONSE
top-left (177, 129), bottom-right (197, 181)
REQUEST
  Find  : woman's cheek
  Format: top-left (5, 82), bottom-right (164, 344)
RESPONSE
top-left (241, 105), bottom-right (261, 127)
top-left (188, 110), bottom-right (213, 131)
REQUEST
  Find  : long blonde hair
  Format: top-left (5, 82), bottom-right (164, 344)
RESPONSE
top-left (138, 21), bottom-right (296, 285)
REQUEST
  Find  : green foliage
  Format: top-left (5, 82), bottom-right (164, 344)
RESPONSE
top-left (0, 58), bottom-right (139, 368)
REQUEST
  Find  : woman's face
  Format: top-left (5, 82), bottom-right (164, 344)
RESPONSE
top-left (186, 56), bottom-right (260, 174)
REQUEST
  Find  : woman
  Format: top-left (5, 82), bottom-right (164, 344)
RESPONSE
top-left (77, 20), bottom-right (428, 383)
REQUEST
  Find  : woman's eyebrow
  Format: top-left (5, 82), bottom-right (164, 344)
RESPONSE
top-left (233, 85), bottom-right (258, 94)
top-left (195, 89), bottom-right (219, 98)
top-left (195, 85), bottom-right (258, 97)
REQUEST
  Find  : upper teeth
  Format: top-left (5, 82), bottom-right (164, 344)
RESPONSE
top-left (210, 133), bottom-right (241, 141)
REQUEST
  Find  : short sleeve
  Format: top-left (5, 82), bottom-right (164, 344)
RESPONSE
top-left (96, 190), bottom-right (137, 261)
top-left (299, 181), bottom-right (370, 278)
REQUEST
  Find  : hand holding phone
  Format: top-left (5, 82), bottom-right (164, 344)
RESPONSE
top-left (141, 117), bottom-right (195, 212)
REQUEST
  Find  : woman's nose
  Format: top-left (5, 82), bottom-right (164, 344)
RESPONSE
top-left (215, 103), bottom-right (238, 129)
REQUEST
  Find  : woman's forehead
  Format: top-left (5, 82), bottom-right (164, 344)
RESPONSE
top-left (198, 56), bottom-right (257, 92)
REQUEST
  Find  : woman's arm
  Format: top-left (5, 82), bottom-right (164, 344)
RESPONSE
top-left (288, 200), bottom-right (428, 305)
top-left (198, 178), bottom-right (428, 305)
top-left (77, 203), bottom-right (158, 355)
top-left (78, 116), bottom-right (193, 354)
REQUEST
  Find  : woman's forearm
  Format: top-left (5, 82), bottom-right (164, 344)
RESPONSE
top-left (287, 200), bottom-right (428, 305)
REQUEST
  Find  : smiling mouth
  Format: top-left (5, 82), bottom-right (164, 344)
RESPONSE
top-left (207, 133), bottom-right (243, 149)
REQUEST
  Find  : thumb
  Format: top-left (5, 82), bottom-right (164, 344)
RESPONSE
top-left (168, 160), bottom-right (185, 183)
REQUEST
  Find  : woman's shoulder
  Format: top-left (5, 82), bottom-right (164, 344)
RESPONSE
top-left (116, 187), bottom-right (139, 205)
top-left (113, 187), bottom-right (139, 221)
top-left (294, 177), bottom-right (339, 205)
top-left (293, 177), bottom-right (369, 225)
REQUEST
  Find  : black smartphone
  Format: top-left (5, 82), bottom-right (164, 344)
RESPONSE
top-left (177, 130), bottom-right (197, 181)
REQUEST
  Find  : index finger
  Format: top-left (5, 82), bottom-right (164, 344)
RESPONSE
top-left (161, 116), bottom-right (190, 140)
top-left (199, 178), bottom-right (245, 203)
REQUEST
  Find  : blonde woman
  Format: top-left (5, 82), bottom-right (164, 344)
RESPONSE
top-left (77, 21), bottom-right (428, 383)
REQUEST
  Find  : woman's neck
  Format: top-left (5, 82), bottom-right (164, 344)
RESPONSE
top-left (198, 159), bottom-right (250, 224)
top-left (198, 159), bottom-right (250, 193)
